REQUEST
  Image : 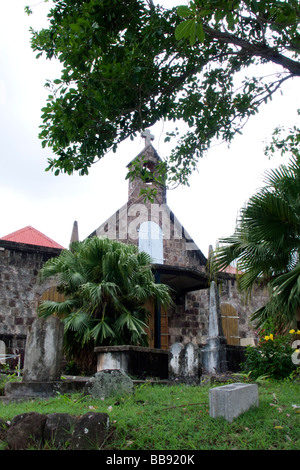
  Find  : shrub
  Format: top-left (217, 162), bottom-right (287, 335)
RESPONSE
top-left (242, 329), bottom-right (300, 380)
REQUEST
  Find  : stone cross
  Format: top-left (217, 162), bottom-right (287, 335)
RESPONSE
top-left (141, 129), bottom-right (154, 146)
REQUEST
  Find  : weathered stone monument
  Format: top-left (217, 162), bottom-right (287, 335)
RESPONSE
top-left (201, 281), bottom-right (227, 374)
top-left (22, 316), bottom-right (64, 382)
top-left (95, 345), bottom-right (169, 379)
top-left (4, 316), bottom-right (87, 398)
top-left (0, 340), bottom-right (6, 365)
top-left (169, 343), bottom-right (184, 379)
top-left (4, 317), bottom-right (64, 398)
top-left (169, 342), bottom-right (201, 383)
top-left (85, 369), bottom-right (134, 399)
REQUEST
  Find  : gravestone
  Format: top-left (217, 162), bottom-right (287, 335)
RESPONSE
top-left (0, 340), bottom-right (6, 364)
top-left (22, 316), bottom-right (64, 382)
top-left (169, 342), bottom-right (201, 383)
top-left (184, 342), bottom-right (200, 381)
top-left (169, 343), bottom-right (184, 378)
top-left (4, 316), bottom-right (93, 398)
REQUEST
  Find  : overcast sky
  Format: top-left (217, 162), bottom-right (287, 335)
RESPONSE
top-left (0, 1), bottom-right (298, 255)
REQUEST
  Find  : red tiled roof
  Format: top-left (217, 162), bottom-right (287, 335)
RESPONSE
top-left (0, 226), bottom-right (64, 249)
top-left (222, 265), bottom-right (243, 275)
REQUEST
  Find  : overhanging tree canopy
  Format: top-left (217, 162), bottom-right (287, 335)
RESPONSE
top-left (28, 0), bottom-right (300, 185)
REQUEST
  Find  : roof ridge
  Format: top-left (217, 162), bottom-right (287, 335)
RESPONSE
top-left (0, 226), bottom-right (64, 249)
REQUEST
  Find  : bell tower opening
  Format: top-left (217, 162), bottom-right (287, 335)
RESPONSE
top-left (127, 129), bottom-right (167, 205)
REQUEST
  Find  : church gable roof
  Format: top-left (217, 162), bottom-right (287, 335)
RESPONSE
top-left (127, 143), bottom-right (163, 169)
top-left (0, 226), bottom-right (64, 249)
top-left (90, 130), bottom-right (207, 270)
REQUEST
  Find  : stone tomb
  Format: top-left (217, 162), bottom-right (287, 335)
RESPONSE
top-left (209, 382), bottom-right (259, 422)
top-left (95, 345), bottom-right (169, 379)
top-left (4, 317), bottom-right (86, 398)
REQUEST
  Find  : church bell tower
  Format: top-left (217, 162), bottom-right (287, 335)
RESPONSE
top-left (127, 129), bottom-right (167, 205)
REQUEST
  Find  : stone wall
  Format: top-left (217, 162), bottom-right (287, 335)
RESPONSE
top-left (168, 275), bottom-right (269, 347)
top-left (0, 240), bottom-right (61, 352)
top-left (0, 238), bottom-right (269, 362)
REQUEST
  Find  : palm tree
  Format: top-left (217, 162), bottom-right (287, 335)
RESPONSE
top-left (212, 154), bottom-right (300, 331)
top-left (39, 237), bottom-right (172, 362)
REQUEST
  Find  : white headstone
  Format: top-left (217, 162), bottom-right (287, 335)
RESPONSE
top-left (0, 340), bottom-right (6, 364)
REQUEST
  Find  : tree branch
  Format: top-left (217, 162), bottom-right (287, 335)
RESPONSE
top-left (204, 25), bottom-right (300, 76)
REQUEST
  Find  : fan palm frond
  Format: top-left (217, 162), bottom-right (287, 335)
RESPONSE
top-left (38, 236), bottom-right (172, 352)
top-left (89, 319), bottom-right (116, 343)
top-left (63, 310), bottom-right (92, 335)
top-left (38, 299), bottom-right (76, 318)
top-left (212, 155), bottom-right (300, 328)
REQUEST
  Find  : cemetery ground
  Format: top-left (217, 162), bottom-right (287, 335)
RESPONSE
top-left (0, 376), bottom-right (299, 450)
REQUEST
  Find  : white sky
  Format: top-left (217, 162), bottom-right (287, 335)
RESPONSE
top-left (0, 0), bottom-right (298, 255)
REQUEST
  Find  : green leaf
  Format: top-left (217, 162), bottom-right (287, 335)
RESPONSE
top-left (189, 20), bottom-right (196, 46)
top-left (70, 23), bottom-right (81, 33)
top-left (177, 5), bottom-right (193, 18)
top-left (226, 12), bottom-right (235, 30)
top-left (196, 22), bottom-right (205, 43)
top-left (175, 19), bottom-right (195, 40)
top-left (214, 9), bottom-right (225, 24)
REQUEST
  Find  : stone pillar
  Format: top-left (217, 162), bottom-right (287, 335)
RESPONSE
top-left (0, 340), bottom-right (6, 364)
top-left (22, 317), bottom-right (64, 382)
top-left (202, 281), bottom-right (227, 374)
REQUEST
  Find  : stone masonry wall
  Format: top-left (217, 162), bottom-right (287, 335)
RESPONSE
top-left (168, 276), bottom-right (269, 347)
top-left (0, 240), bottom-right (61, 350)
top-left (0, 236), bottom-right (269, 359)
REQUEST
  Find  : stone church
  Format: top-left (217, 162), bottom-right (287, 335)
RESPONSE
top-left (88, 130), bottom-right (268, 351)
top-left (0, 132), bottom-right (269, 367)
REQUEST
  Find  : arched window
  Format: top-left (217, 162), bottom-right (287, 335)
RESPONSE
top-left (138, 221), bottom-right (163, 264)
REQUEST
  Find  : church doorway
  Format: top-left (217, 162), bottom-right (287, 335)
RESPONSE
top-left (144, 299), bottom-right (169, 350)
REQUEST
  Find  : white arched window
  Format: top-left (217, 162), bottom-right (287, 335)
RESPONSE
top-left (138, 221), bottom-right (164, 264)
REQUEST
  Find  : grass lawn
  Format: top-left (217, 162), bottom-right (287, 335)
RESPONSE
top-left (0, 378), bottom-right (299, 451)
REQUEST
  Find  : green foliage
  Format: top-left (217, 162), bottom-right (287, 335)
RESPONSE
top-left (28, 0), bottom-right (299, 185)
top-left (38, 237), bottom-right (172, 359)
top-left (1, 381), bottom-right (299, 450)
top-left (242, 329), bottom-right (300, 380)
top-left (212, 150), bottom-right (300, 328)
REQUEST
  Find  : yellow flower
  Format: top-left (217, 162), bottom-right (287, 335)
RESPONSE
top-left (269, 334), bottom-right (274, 340)
top-left (289, 329), bottom-right (295, 334)
top-left (296, 330), bottom-right (300, 335)
top-left (265, 335), bottom-right (270, 341)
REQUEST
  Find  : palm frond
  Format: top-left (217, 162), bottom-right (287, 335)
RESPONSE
top-left (89, 319), bottom-right (116, 343)
top-left (63, 310), bottom-right (92, 334)
top-left (114, 311), bottom-right (148, 335)
top-left (213, 155), bottom-right (300, 328)
top-left (38, 299), bottom-right (76, 318)
top-left (37, 236), bottom-right (171, 351)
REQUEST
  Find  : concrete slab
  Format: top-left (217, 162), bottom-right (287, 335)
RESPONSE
top-left (209, 382), bottom-right (259, 422)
